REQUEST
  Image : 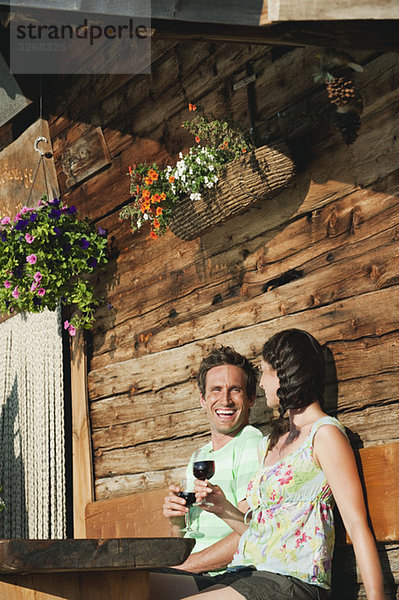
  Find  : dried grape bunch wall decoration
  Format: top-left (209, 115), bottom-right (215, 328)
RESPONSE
top-left (313, 48), bottom-right (364, 145)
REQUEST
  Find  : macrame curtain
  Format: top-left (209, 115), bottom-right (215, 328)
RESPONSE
top-left (0, 307), bottom-right (66, 538)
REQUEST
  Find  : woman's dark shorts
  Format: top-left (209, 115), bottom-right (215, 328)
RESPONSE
top-left (195, 568), bottom-right (329, 600)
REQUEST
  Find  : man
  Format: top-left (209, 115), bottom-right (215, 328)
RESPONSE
top-left (150, 346), bottom-right (262, 598)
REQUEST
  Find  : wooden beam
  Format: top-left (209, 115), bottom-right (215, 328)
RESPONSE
top-left (263, 0), bottom-right (399, 23)
top-left (152, 19), bottom-right (399, 51)
top-left (70, 329), bottom-right (94, 538)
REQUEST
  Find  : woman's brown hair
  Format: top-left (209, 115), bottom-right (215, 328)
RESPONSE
top-left (262, 329), bottom-right (326, 450)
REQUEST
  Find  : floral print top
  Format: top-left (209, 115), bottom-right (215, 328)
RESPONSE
top-left (229, 416), bottom-right (348, 589)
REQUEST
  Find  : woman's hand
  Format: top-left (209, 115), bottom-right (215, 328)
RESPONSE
top-left (193, 480), bottom-right (229, 515)
top-left (193, 480), bottom-right (250, 536)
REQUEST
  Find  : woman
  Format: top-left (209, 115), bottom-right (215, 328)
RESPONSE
top-left (182, 329), bottom-right (384, 600)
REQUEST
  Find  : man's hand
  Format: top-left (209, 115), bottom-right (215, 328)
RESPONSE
top-left (163, 484), bottom-right (186, 537)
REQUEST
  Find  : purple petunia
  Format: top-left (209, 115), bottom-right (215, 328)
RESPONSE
top-left (80, 238), bottom-right (90, 250)
top-left (29, 212), bottom-right (38, 222)
top-left (49, 208), bottom-right (61, 220)
top-left (87, 257), bottom-right (97, 268)
top-left (49, 198), bottom-right (61, 206)
top-left (67, 206), bottom-right (77, 215)
top-left (1, 232), bottom-right (6, 242)
top-left (15, 219), bottom-right (28, 231)
top-left (53, 226), bottom-right (61, 237)
top-left (98, 226), bottom-right (107, 236)
top-left (32, 297), bottom-right (41, 306)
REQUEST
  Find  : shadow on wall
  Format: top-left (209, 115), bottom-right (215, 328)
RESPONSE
top-left (0, 375), bottom-right (27, 538)
top-left (327, 347), bottom-right (396, 600)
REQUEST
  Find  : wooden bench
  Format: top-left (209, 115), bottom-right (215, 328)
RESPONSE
top-left (85, 443), bottom-right (399, 598)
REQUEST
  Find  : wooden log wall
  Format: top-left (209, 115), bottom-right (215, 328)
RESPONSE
top-left (42, 39), bottom-right (399, 597)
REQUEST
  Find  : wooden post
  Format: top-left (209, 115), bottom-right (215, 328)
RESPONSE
top-left (70, 329), bottom-right (94, 538)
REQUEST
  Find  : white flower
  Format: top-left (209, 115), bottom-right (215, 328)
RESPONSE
top-left (179, 152), bottom-right (183, 159)
top-left (190, 192), bottom-right (202, 201)
top-left (209, 165), bottom-right (214, 171)
top-left (143, 213), bottom-right (149, 220)
top-left (137, 219), bottom-right (142, 228)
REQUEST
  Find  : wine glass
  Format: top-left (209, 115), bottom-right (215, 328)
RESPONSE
top-left (178, 479), bottom-right (203, 538)
top-left (193, 460), bottom-right (215, 506)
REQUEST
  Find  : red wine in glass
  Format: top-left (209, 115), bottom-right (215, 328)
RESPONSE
top-left (178, 480), bottom-right (203, 538)
top-left (193, 460), bottom-right (215, 506)
top-left (177, 491), bottom-right (196, 506)
top-left (193, 460), bottom-right (215, 481)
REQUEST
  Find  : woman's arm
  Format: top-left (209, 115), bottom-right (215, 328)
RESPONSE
top-left (314, 425), bottom-right (385, 600)
top-left (194, 480), bottom-right (250, 536)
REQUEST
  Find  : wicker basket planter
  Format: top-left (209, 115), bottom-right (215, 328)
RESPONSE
top-left (169, 143), bottom-right (295, 241)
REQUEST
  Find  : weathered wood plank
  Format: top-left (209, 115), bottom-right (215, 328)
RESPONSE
top-left (95, 465), bottom-right (187, 499)
top-left (93, 401), bottom-right (398, 480)
top-left (88, 285), bottom-right (399, 401)
top-left (0, 538), bottom-right (195, 573)
top-left (90, 182), bottom-right (399, 368)
top-left (263, 0), bottom-right (399, 21)
top-left (54, 49), bottom-right (399, 222)
top-left (90, 367), bottom-right (399, 452)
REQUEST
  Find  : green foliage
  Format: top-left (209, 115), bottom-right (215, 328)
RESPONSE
top-left (0, 197), bottom-right (108, 335)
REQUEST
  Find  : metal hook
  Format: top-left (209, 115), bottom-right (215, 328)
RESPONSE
top-left (34, 136), bottom-right (53, 158)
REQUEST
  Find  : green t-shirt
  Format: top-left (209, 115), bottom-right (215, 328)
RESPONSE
top-left (185, 425), bottom-right (262, 572)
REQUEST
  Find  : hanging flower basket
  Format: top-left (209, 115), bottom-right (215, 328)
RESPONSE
top-left (0, 197), bottom-right (108, 335)
top-left (169, 142), bottom-right (295, 241)
top-left (120, 105), bottom-right (295, 241)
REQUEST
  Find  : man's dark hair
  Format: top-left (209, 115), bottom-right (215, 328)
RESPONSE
top-left (196, 345), bottom-right (258, 399)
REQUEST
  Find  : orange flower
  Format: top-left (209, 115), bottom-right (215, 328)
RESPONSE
top-left (144, 176), bottom-right (153, 185)
top-left (153, 218), bottom-right (160, 229)
top-left (156, 206), bottom-right (163, 216)
top-left (150, 231), bottom-right (158, 239)
top-left (148, 169), bottom-right (159, 180)
top-left (153, 194), bottom-right (161, 203)
top-left (128, 165), bottom-right (133, 175)
top-left (195, 136), bottom-right (200, 143)
top-left (242, 147), bottom-right (247, 153)
top-left (160, 193), bottom-right (166, 201)
top-left (136, 185), bottom-right (140, 194)
top-left (188, 103), bottom-right (197, 111)
top-left (142, 190), bottom-right (150, 199)
top-left (169, 176), bottom-right (175, 184)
